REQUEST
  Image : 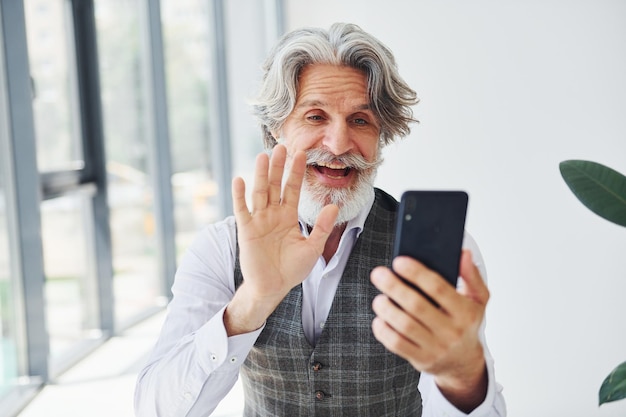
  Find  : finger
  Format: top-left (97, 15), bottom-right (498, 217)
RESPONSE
top-left (267, 145), bottom-right (286, 206)
top-left (307, 203), bottom-right (339, 253)
top-left (371, 294), bottom-right (433, 346)
top-left (371, 316), bottom-right (429, 369)
top-left (458, 250), bottom-right (490, 305)
top-left (392, 256), bottom-right (460, 311)
top-left (251, 152), bottom-right (270, 211)
top-left (232, 177), bottom-right (251, 224)
top-left (372, 315), bottom-right (414, 352)
top-left (370, 266), bottom-right (445, 326)
top-left (281, 150), bottom-right (306, 209)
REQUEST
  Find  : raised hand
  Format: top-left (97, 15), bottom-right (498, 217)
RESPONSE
top-left (225, 144), bottom-right (338, 335)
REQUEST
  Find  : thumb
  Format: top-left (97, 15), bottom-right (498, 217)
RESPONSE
top-left (307, 204), bottom-right (339, 253)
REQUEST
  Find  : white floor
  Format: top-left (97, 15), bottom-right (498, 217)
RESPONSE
top-left (17, 310), bottom-right (244, 417)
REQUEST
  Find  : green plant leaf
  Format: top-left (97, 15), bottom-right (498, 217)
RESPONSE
top-left (559, 160), bottom-right (626, 228)
top-left (599, 361), bottom-right (626, 405)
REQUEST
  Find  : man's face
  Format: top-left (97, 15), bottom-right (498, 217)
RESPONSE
top-left (276, 64), bottom-right (383, 225)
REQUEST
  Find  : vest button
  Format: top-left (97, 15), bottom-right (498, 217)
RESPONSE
top-left (311, 362), bottom-right (323, 372)
top-left (315, 390), bottom-right (326, 400)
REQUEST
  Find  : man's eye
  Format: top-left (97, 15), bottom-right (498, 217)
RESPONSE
top-left (308, 115), bottom-right (323, 121)
top-left (353, 118), bottom-right (367, 125)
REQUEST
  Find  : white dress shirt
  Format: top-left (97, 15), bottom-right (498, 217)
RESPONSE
top-left (135, 192), bottom-right (506, 417)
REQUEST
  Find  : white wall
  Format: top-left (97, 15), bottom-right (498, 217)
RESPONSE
top-left (285, 1), bottom-right (626, 416)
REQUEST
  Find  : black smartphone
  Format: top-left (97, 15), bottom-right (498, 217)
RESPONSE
top-left (392, 191), bottom-right (468, 290)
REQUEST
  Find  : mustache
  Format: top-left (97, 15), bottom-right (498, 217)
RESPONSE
top-left (304, 148), bottom-right (383, 171)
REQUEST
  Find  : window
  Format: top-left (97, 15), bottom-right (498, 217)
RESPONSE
top-left (0, 0), bottom-right (284, 412)
top-left (24, 0), bottom-right (83, 173)
top-left (161, 0), bottom-right (276, 254)
top-left (95, 0), bottom-right (163, 326)
top-left (0, 105), bottom-right (17, 401)
top-left (225, 0), bottom-right (269, 186)
top-left (161, 0), bottom-right (218, 253)
top-left (24, 0), bottom-right (100, 366)
top-left (40, 194), bottom-right (98, 362)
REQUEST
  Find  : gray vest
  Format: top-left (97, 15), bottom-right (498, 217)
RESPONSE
top-left (234, 188), bottom-right (422, 416)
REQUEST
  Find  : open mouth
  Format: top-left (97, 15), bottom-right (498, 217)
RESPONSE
top-left (311, 163), bottom-right (353, 178)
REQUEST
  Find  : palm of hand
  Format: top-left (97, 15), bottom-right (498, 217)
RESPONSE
top-left (237, 203), bottom-right (322, 298)
top-left (232, 145), bottom-right (338, 303)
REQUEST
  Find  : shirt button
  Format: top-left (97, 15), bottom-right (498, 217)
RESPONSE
top-left (319, 321), bottom-right (325, 329)
top-left (315, 390), bottom-right (326, 400)
top-left (183, 392), bottom-right (193, 400)
top-left (210, 354), bottom-right (218, 362)
top-left (230, 356), bottom-right (238, 363)
top-left (311, 362), bottom-right (323, 372)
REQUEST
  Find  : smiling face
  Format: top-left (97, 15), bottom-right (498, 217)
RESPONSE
top-left (275, 64), bottom-right (383, 225)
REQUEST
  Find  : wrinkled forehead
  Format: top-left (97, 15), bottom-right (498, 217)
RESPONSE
top-left (293, 64), bottom-right (371, 108)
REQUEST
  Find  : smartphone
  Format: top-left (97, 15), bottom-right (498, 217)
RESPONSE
top-left (392, 191), bottom-right (468, 291)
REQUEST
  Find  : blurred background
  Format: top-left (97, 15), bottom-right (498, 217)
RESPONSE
top-left (1, 1), bottom-right (625, 416)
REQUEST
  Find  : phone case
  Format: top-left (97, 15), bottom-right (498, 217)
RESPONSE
top-left (392, 190), bottom-right (468, 287)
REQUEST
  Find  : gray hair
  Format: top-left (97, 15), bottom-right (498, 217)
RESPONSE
top-left (251, 22), bottom-right (419, 149)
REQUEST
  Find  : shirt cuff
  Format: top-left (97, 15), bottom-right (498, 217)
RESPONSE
top-left (425, 356), bottom-right (499, 417)
top-left (194, 305), bottom-right (264, 374)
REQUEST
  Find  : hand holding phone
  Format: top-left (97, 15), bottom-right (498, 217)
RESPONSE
top-left (392, 191), bottom-right (468, 294)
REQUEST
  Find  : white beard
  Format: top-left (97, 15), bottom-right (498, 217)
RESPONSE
top-left (298, 174), bottom-right (376, 226)
top-left (296, 148), bottom-right (382, 227)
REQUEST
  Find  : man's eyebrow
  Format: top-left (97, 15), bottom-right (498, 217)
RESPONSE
top-left (354, 103), bottom-right (372, 111)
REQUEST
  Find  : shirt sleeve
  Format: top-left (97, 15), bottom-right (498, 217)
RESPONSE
top-left (418, 350), bottom-right (506, 417)
top-left (417, 233), bottom-right (507, 417)
top-left (134, 217), bottom-right (263, 417)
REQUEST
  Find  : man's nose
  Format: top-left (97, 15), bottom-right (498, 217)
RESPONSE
top-left (322, 121), bottom-right (353, 155)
